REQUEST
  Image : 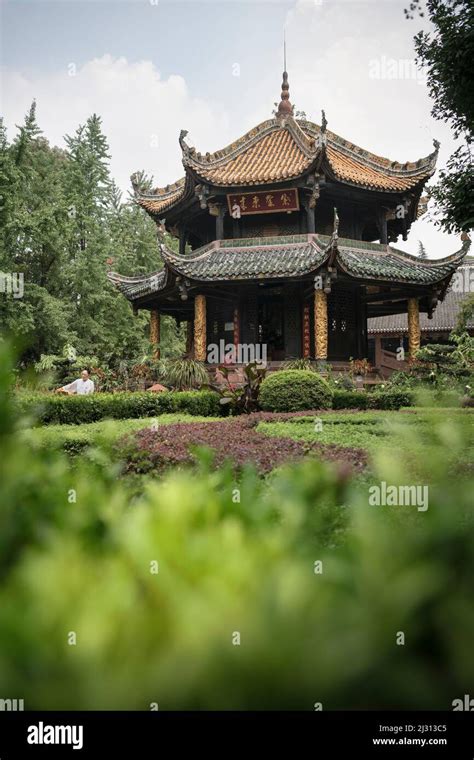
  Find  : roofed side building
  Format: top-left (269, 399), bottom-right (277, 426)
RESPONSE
top-left (367, 258), bottom-right (474, 374)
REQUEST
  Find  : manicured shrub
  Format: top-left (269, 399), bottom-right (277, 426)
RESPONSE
top-left (259, 370), bottom-right (333, 412)
top-left (332, 388), bottom-right (415, 410)
top-left (332, 390), bottom-right (368, 410)
top-left (368, 389), bottom-right (414, 410)
top-left (15, 390), bottom-right (221, 425)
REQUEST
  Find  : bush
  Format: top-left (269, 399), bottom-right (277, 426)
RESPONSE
top-left (1, 341), bottom-right (474, 710)
top-left (15, 390), bottom-right (221, 425)
top-left (331, 388), bottom-right (414, 410)
top-left (368, 389), bottom-right (414, 410)
top-left (2, 342), bottom-right (474, 710)
top-left (332, 390), bottom-right (368, 409)
top-left (259, 370), bottom-right (333, 412)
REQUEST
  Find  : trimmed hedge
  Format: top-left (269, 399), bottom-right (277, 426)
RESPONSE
top-left (332, 390), bottom-right (368, 409)
top-left (332, 389), bottom-right (414, 410)
top-left (368, 389), bottom-right (414, 410)
top-left (16, 390), bottom-right (221, 425)
top-left (259, 370), bottom-right (333, 412)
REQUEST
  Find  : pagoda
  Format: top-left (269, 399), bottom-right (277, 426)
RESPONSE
top-left (109, 69), bottom-right (469, 367)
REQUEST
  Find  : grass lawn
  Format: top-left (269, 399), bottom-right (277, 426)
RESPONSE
top-left (258, 407), bottom-right (472, 454)
top-left (21, 406), bottom-right (474, 477)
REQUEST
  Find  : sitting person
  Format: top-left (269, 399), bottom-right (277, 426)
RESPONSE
top-left (57, 369), bottom-right (95, 395)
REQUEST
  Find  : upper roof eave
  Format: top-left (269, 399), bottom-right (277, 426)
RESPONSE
top-left (134, 120), bottom-right (438, 214)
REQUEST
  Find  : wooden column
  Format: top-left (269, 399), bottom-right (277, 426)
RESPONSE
top-left (377, 208), bottom-right (388, 245)
top-left (302, 304), bottom-right (311, 358)
top-left (233, 305), bottom-right (240, 354)
top-left (216, 206), bottom-right (226, 240)
top-left (355, 286), bottom-right (367, 359)
top-left (232, 217), bottom-right (240, 239)
top-left (407, 298), bottom-right (421, 358)
top-left (314, 290), bottom-right (328, 360)
top-left (374, 334), bottom-right (383, 369)
top-left (194, 295), bottom-right (207, 362)
top-left (150, 309), bottom-right (160, 360)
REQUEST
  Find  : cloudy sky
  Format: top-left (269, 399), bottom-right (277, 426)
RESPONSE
top-left (0, 0), bottom-right (464, 257)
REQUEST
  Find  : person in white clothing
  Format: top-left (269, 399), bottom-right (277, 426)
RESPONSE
top-left (57, 369), bottom-right (95, 395)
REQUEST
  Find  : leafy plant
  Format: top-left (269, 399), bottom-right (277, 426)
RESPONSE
top-left (164, 358), bottom-right (209, 390)
top-left (217, 362), bottom-right (266, 414)
top-left (1, 341), bottom-right (474, 710)
top-left (450, 331), bottom-right (474, 371)
top-left (283, 358), bottom-right (315, 371)
top-left (454, 293), bottom-right (474, 335)
top-left (349, 358), bottom-right (373, 378)
top-left (412, 334), bottom-right (474, 386)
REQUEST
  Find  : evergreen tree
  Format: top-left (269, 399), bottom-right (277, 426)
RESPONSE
top-left (417, 240), bottom-right (428, 259)
top-left (0, 103), bottom-right (71, 363)
top-left (1, 105), bottom-right (185, 371)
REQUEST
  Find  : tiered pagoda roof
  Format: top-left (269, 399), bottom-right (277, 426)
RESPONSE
top-left (110, 68), bottom-right (469, 320)
top-left (109, 233), bottom-right (469, 303)
top-left (133, 104), bottom-right (439, 218)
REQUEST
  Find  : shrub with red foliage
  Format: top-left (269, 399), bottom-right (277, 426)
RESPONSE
top-left (121, 412), bottom-right (368, 476)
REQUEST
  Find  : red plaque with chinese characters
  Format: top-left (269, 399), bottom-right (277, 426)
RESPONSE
top-left (227, 188), bottom-right (299, 216)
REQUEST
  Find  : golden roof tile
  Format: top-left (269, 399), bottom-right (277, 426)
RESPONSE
top-left (134, 116), bottom-right (438, 214)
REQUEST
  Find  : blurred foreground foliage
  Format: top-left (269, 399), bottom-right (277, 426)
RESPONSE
top-left (0, 343), bottom-right (473, 709)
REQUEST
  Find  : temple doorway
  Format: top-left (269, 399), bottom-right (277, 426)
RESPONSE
top-left (258, 295), bottom-right (285, 360)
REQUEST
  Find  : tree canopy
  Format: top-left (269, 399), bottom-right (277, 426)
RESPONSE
top-left (407, 0), bottom-right (474, 233)
top-left (0, 103), bottom-right (184, 370)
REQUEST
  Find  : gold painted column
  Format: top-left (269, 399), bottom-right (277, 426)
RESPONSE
top-left (194, 295), bottom-right (207, 362)
top-left (314, 289), bottom-right (328, 360)
top-left (407, 298), bottom-right (421, 358)
top-left (150, 309), bottom-right (160, 360)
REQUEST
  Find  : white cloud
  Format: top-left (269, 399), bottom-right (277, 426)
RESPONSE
top-left (1, 11), bottom-right (466, 261)
top-left (1, 54), bottom-right (232, 196)
top-left (278, 0), bottom-right (465, 258)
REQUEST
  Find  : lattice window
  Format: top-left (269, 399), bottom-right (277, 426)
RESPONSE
top-left (329, 289), bottom-right (356, 332)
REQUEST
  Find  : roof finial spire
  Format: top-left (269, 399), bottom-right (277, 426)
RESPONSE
top-left (276, 32), bottom-right (293, 118)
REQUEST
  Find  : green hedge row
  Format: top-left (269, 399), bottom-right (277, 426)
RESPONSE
top-left (15, 387), bottom-right (416, 425)
top-left (332, 389), bottom-right (414, 410)
top-left (16, 390), bottom-right (221, 425)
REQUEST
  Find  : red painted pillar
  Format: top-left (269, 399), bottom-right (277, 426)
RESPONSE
top-left (302, 304), bottom-right (311, 358)
top-left (233, 306), bottom-right (240, 360)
